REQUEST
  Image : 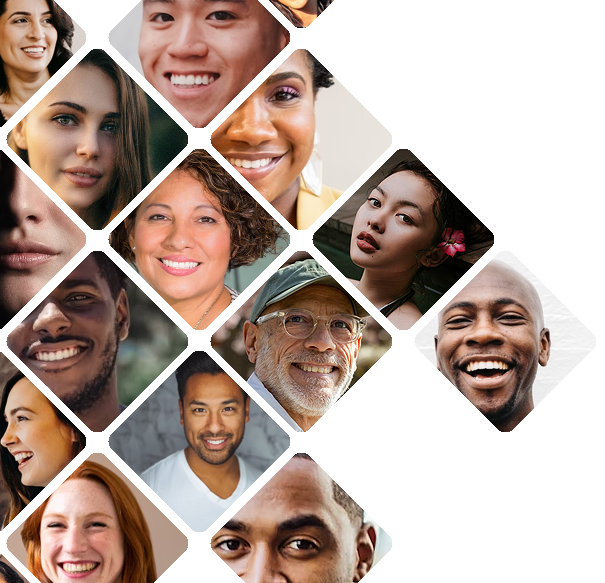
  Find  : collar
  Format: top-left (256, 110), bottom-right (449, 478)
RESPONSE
top-left (247, 373), bottom-right (303, 432)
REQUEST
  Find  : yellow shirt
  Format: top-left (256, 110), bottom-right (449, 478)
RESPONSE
top-left (296, 181), bottom-right (342, 230)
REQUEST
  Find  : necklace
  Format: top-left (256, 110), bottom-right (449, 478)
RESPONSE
top-left (194, 286), bottom-right (225, 330)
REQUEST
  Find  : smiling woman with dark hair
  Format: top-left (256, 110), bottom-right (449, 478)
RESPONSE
top-left (0, 0), bottom-right (74, 125)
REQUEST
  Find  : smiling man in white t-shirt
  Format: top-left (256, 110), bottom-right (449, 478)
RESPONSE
top-left (141, 352), bottom-right (261, 531)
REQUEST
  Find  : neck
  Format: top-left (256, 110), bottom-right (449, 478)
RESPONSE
top-left (286, 409), bottom-right (322, 432)
top-left (356, 265), bottom-right (418, 310)
top-left (2, 67), bottom-right (51, 107)
top-left (77, 375), bottom-right (121, 432)
top-left (166, 282), bottom-right (228, 329)
top-left (292, 0), bottom-right (319, 26)
top-left (184, 448), bottom-right (241, 498)
top-left (270, 177), bottom-right (300, 227)
top-left (491, 392), bottom-right (535, 432)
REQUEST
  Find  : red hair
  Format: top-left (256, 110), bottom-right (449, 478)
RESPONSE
top-left (21, 461), bottom-right (157, 583)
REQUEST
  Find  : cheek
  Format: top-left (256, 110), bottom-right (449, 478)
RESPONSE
top-left (287, 109), bottom-right (315, 164)
top-left (201, 229), bottom-right (232, 263)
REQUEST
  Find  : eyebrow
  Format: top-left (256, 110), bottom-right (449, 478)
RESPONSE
top-left (279, 514), bottom-right (332, 533)
top-left (443, 297), bottom-right (529, 316)
top-left (143, 0), bottom-right (246, 4)
top-left (141, 202), bottom-right (221, 213)
top-left (47, 102), bottom-right (120, 119)
top-left (59, 278), bottom-right (102, 290)
top-left (375, 186), bottom-right (425, 216)
top-left (43, 512), bottom-right (115, 520)
top-left (265, 72), bottom-right (307, 87)
top-left (223, 519), bottom-right (249, 533)
top-left (9, 11), bottom-right (52, 17)
top-left (7, 406), bottom-right (36, 417)
top-left (189, 399), bottom-right (239, 407)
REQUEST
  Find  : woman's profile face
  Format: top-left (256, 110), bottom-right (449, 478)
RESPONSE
top-left (0, 0), bottom-right (57, 79)
top-left (131, 170), bottom-right (233, 306)
top-left (0, 159), bottom-right (85, 321)
top-left (40, 479), bottom-right (125, 583)
top-left (13, 64), bottom-right (119, 218)
top-left (0, 377), bottom-right (74, 487)
top-left (211, 49), bottom-right (316, 204)
top-left (350, 171), bottom-right (440, 273)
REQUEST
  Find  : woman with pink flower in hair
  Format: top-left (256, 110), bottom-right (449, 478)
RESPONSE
top-left (349, 160), bottom-right (488, 330)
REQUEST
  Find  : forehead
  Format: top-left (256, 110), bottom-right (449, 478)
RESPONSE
top-left (3, 0), bottom-right (50, 16)
top-left (269, 50), bottom-right (313, 86)
top-left (377, 171), bottom-right (436, 212)
top-left (184, 372), bottom-right (244, 402)
top-left (142, 0), bottom-right (255, 13)
top-left (238, 458), bottom-right (349, 527)
top-left (54, 256), bottom-right (110, 295)
top-left (269, 284), bottom-right (354, 315)
top-left (44, 479), bottom-right (117, 516)
top-left (5, 378), bottom-right (49, 411)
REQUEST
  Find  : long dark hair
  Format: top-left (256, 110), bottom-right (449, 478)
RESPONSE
top-left (0, 372), bottom-right (86, 527)
top-left (0, 0), bottom-right (74, 97)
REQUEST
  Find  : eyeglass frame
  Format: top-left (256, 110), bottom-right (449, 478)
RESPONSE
top-left (254, 308), bottom-right (367, 344)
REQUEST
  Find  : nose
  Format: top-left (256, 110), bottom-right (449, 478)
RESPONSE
top-left (62, 525), bottom-right (89, 555)
top-left (27, 19), bottom-right (43, 40)
top-left (223, 97), bottom-right (278, 146)
top-left (163, 219), bottom-right (195, 251)
top-left (241, 545), bottom-right (281, 583)
top-left (207, 411), bottom-right (225, 435)
top-left (1, 167), bottom-right (47, 228)
top-left (32, 302), bottom-right (72, 337)
top-left (76, 126), bottom-right (101, 160)
top-left (304, 318), bottom-right (337, 352)
top-left (465, 315), bottom-right (505, 346)
top-left (1, 422), bottom-right (18, 448)
top-left (166, 17), bottom-right (209, 59)
top-left (368, 209), bottom-right (385, 233)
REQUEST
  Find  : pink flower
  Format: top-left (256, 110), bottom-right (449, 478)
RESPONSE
top-left (438, 228), bottom-right (466, 257)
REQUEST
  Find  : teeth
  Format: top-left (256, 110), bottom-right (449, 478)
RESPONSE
top-left (14, 452), bottom-right (33, 463)
top-left (466, 360), bottom-right (510, 372)
top-left (206, 439), bottom-right (225, 445)
top-left (170, 73), bottom-right (217, 87)
top-left (61, 563), bottom-right (98, 573)
top-left (35, 347), bottom-right (81, 362)
top-left (161, 259), bottom-right (200, 270)
top-left (296, 364), bottom-right (334, 374)
top-left (23, 47), bottom-right (44, 53)
top-left (229, 158), bottom-right (272, 169)
top-left (72, 172), bottom-right (96, 178)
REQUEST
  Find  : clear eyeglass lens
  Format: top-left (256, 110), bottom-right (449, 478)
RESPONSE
top-left (283, 311), bottom-right (357, 342)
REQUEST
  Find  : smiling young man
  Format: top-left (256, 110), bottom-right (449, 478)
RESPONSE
top-left (141, 352), bottom-right (260, 531)
top-left (212, 453), bottom-right (376, 583)
top-left (138, 0), bottom-right (289, 128)
top-left (244, 259), bottom-right (366, 432)
top-left (434, 260), bottom-right (551, 431)
top-left (6, 252), bottom-right (130, 432)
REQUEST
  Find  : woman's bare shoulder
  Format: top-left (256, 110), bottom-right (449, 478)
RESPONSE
top-left (388, 301), bottom-right (422, 331)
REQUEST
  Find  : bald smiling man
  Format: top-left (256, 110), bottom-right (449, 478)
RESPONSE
top-left (434, 261), bottom-right (551, 431)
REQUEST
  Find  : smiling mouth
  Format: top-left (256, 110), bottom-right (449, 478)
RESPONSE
top-left (22, 47), bottom-right (45, 54)
top-left (464, 360), bottom-right (511, 378)
top-left (169, 73), bottom-right (219, 88)
top-left (60, 563), bottom-right (99, 574)
top-left (160, 258), bottom-right (200, 270)
top-left (293, 363), bottom-right (336, 374)
top-left (14, 452), bottom-right (34, 468)
top-left (229, 157), bottom-right (276, 169)
top-left (33, 346), bottom-right (86, 362)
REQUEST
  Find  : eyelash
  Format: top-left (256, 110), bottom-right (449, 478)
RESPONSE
top-left (52, 115), bottom-right (119, 134)
top-left (367, 198), bottom-right (414, 224)
top-left (270, 86), bottom-right (302, 102)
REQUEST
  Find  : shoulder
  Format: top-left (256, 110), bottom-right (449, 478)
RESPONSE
top-left (319, 184), bottom-right (342, 203)
top-left (238, 456), bottom-right (263, 485)
top-left (140, 450), bottom-right (183, 485)
top-left (388, 301), bottom-right (423, 330)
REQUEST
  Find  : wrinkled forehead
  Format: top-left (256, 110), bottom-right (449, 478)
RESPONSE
top-left (439, 262), bottom-right (544, 327)
top-left (265, 284), bottom-right (355, 316)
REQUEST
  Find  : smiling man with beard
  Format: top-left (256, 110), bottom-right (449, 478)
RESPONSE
top-left (244, 259), bottom-right (367, 432)
top-left (7, 252), bottom-right (129, 432)
top-left (434, 260), bottom-right (551, 431)
top-left (141, 352), bottom-right (260, 531)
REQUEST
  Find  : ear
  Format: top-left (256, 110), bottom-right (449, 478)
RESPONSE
top-left (244, 394), bottom-right (250, 423)
top-left (127, 219), bottom-right (136, 255)
top-left (179, 399), bottom-right (184, 427)
top-left (116, 289), bottom-right (130, 341)
top-left (538, 328), bottom-right (551, 367)
top-left (11, 120), bottom-right (29, 151)
top-left (352, 334), bottom-right (362, 360)
top-left (420, 246), bottom-right (448, 268)
top-left (279, 27), bottom-right (290, 50)
top-left (354, 524), bottom-right (376, 582)
top-left (243, 321), bottom-right (260, 364)
top-left (70, 426), bottom-right (78, 444)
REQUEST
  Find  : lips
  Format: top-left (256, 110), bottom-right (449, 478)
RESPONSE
top-left (60, 562), bottom-right (100, 576)
top-left (22, 46), bottom-right (46, 58)
top-left (223, 153), bottom-right (285, 182)
top-left (456, 356), bottom-right (515, 388)
top-left (356, 231), bottom-right (379, 252)
top-left (169, 73), bottom-right (219, 87)
top-left (200, 434), bottom-right (232, 450)
top-left (13, 451), bottom-right (34, 469)
top-left (63, 167), bottom-right (103, 188)
top-left (25, 338), bottom-right (91, 372)
top-left (0, 240), bottom-right (59, 270)
top-left (158, 256), bottom-right (201, 276)
top-left (293, 363), bottom-right (336, 374)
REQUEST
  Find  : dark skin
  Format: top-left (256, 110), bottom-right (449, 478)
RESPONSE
top-left (435, 261), bottom-right (550, 432)
top-left (7, 256), bottom-right (129, 431)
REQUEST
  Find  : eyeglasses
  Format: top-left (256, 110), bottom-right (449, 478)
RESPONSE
top-left (255, 309), bottom-right (366, 344)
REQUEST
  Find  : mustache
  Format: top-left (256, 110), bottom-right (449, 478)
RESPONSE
top-left (285, 350), bottom-right (349, 370)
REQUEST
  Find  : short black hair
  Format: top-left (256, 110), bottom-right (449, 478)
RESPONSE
top-left (91, 252), bottom-right (128, 300)
top-left (294, 453), bottom-right (363, 526)
top-left (0, 562), bottom-right (24, 583)
top-left (175, 352), bottom-right (247, 402)
top-left (306, 52), bottom-right (334, 92)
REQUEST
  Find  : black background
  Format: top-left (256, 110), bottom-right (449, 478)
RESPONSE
top-left (0, 0), bottom-right (603, 582)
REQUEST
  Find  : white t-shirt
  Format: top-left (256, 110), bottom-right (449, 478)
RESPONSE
top-left (140, 450), bottom-right (262, 531)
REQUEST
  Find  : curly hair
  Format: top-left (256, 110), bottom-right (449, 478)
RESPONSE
top-left (0, 372), bottom-right (86, 527)
top-left (110, 150), bottom-right (283, 270)
top-left (0, 561), bottom-right (24, 583)
top-left (306, 51), bottom-right (334, 92)
top-left (0, 0), bottom-right (74, 97)
top-left (21, 461), bottom-right (157, 583)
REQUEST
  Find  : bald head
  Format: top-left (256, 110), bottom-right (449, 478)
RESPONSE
top-left (435, 260), bottom-right (550, 431)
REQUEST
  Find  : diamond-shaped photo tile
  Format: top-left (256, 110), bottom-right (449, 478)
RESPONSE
top-left (210, 453), bottom-right (391, 581)
top-left (0, 353), bottom-right (86, 529)
top-left (109, 149), bottom-right (289, 330)
top-left (109, 351), bottom-right (289, 532)
top-left (0, 151), bottom-right (86, 329)
top-left (415, 252), bottom-right (596, 432)
top-left (314, 149), bottom-right (494, 330)
top-left (211, 49), bottom-right (391, 230)
top-left (268, 0), bottom-right (337, 27)
top-left (212, 252), bottom-right (392, 432)
top-left (0, 0), bottom-right (86, 127)
top-left (0, 554), bottom-right (27, 583)
top-left (6, 453), bottom-right (188, 582)
top-left (7, 49), bottom-right (187, 229)
top-left (5, 251), bottom-right (188, 432)
top-left (110, 0), bottom-right (290, 129)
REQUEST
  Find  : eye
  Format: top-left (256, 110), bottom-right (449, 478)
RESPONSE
top-left (331, 318), bottom-right (353, 331)
top-left (89, 521), bottom-right (107, 528)
top-left (16, 415), bottom-right (29, 422)
top-left (396, 213), bottom-right (413, 225)
top-left (66, 294), bottom-right (91, 302)
top-left (445, 315), bottom-right (471, 328)
top-left (150, 12), bottom-right (174, 23)
top-left (285, 313), bottom-right (313, 324)
top-left (207, 11), bottom-right (236, 21)
top-left (52, 115), bottom-right (77, 127)
top-left (192, 407), bottom-right (207, 414)
top-left (148, 214), bottom-right (169, 221)
top-left (223, 406), bottom-right (236, 413)
top-left (101, 121), bottom-right (119, 134)
top-left (43, 17), bottom-right (53, 25)
top-left (499, 313), bottom-right (526, 325)
top-left (45, 522), bottom-right (65, 529)
top-left (214, 537), bottom-right (249, 557)
top-left (269, 86), bottom-right (301, 102)
top-left (367, 197), bottom-right (380, 208)
top-left (282, 538), bottom-right (320, 557)
top-left (197, 216), bottom-right (217, 224)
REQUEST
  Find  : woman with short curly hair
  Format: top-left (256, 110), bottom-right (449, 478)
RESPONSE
top-left (111, 149), bottom-right (283, 329)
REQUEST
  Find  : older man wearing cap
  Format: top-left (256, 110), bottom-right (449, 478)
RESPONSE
top-left (243, 259), bottom-right (367, 432)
